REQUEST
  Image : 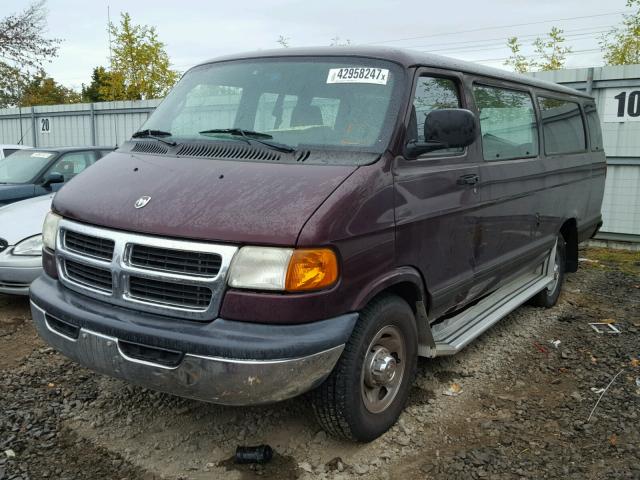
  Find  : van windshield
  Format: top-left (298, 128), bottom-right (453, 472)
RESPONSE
top-left (141, 57), bottom-right (404, 156)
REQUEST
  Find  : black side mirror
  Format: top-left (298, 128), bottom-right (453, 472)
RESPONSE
top-left (42, 172), bottom-right (64, 188)
top-left (405, 108), bottom-right (478, 159)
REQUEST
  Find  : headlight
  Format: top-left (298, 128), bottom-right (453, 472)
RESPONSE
top-left (228, 246), bottom-right (339, 292)
top-left (42, 211), bottom-right (62, 251)
top-left (228, 246), bottom-right (293, 290)
top-left (13, 235), bottom-right (43, 256)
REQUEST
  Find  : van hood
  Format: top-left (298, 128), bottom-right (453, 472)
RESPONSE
top-left (52, 150), bottom-right (361, 245)
top-left (0, 193), bottom-right (53, 245)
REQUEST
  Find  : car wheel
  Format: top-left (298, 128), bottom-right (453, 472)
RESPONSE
top-left (311, 294), bottom-right (417, 442)
top-left (530, 233), bottom-right (566, 308)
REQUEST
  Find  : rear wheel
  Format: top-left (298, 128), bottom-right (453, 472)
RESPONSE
top-left (530, 233), bottom-right (566, 308)
top-left (311, 294), bottom-right (417, 442)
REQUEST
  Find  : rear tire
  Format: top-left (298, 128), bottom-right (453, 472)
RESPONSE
top-left (311, 294), bottom-right (417, 442)
top-left (530, 233), bottom-right (566, 308)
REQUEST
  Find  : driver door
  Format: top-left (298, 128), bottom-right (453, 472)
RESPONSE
top-left (393, 69), bottom-right (482, 318)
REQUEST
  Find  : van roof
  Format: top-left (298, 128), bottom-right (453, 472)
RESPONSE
top-left (200, 46), bottom-right (591, 99)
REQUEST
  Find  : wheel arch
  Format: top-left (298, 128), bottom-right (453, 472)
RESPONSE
top-left (351, 266), bottom-right (434, 352)
top-left (352, 266), bottom-right (428, 313)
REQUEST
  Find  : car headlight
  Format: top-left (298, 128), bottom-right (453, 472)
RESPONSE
top-left (42, 211), bottom-right (62, 251)
top-left (13, 235), bottom-right (43, 256)
top-left (228, 246), bottom-right (339, 292)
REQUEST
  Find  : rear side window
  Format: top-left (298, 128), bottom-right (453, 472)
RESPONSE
top-left (538, 97), bottom-right (586, 155)
top-left (473, 85), bottom-right (538, 161)
top-left (584, 104), bottom-right (603, 152)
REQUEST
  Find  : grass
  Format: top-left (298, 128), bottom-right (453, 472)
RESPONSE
top-left (579, 247), bottom-right (640, 276)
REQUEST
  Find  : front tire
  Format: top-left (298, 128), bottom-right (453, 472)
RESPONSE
top-left (311, 294), bottom-right (417, 442)
top-left (530, 233), bottom-right (566, 308)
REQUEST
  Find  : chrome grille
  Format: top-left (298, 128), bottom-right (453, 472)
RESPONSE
top-left (64, 230), bottom-right (115, 260)
top-left (129, 276), bottom-right (212, 309)
top-left (129, 244), bottom-right (221, 276)
top-left (55, 219), bottom-right (238, 320)
top-left (65, 259), bottom-right (113, 293)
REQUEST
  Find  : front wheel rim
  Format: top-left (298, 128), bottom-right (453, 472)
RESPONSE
top-left (547, 246), bottom-right (561, 293)
top-left (360, 325), bottom-right (406, 414)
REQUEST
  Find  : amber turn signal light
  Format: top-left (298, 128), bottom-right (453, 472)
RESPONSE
top-left (285, 248), bottom-right (339, 292)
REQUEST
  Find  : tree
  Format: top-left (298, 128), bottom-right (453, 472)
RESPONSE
top-left (0, 1), bottom-right (60, 107)
top-left (19, 71), bottom-right (81, 107)
top-left (81, 66), bottom-right (123, 102)
top-left (504, 27), bottom-right (572, 73)
top-left (533, 27), bottom-right (572, 71)
top-left (504, 37), bottom-right (533, 74)
top-left (600, 0), bottom-right (640, 65)
top-left (101, 12), bottom-right (179, 101)
top-left (82, 67), bottom-right (111, 102)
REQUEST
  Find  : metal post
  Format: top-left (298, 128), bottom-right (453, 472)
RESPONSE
top-left (18, 105), bottom-right (23, 144)
top-left (586, 67), bottom-right (595, 96)
top-left (30, 106), bottom-right (37, 147)
top-left (90, 103), bottom-right (96, 145)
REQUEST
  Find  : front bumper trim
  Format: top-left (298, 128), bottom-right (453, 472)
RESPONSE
top-left (31, 300), bottom-right (344, 405)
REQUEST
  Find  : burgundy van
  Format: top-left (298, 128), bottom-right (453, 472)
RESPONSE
top-left (30, 47), bottom-right (605, 441)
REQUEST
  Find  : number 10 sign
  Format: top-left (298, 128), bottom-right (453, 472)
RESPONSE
top-left (603, 88), bottom-right (640, 122)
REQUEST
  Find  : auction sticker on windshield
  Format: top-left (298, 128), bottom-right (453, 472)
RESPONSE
top-left (31, 152), bottom-right (53, 158)
top-left (327, 68), bottom-right (389, 85)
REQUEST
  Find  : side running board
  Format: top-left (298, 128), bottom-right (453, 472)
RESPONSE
top-left (419, 242), bottom-right (557, 358)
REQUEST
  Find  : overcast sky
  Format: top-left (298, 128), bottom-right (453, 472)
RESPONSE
top-left (2, 0), bottom-right (634, 89)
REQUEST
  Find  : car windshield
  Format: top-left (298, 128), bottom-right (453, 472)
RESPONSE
top-left (140, 57), bottom-right (405, 157)
top-left (0, 150), bottom-right (56, 184)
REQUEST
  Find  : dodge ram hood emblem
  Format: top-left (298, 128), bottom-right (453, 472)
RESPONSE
top-left (134, 196), bottom-right (151, 209)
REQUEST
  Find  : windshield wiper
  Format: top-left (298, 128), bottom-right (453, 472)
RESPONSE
top-left (199, 128), bottom-right (295, 153)
top-left (131, 129), bottom-right (177, 147)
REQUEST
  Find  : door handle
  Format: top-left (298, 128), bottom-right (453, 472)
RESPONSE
top-left (457, 174), bottom-right (479, 186)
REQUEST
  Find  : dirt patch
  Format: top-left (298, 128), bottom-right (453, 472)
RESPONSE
top-left (217, 452), bottom-right (300, 480)
top-left (0, 295), bottom-right (41, 369)
top-left (1, 247), bottom-right (639, 479)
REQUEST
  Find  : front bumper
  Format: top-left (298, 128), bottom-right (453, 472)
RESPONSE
top-left (0, 250), bottom-right (42, 295)
top-left (30, 276), bottom-right (357, 405)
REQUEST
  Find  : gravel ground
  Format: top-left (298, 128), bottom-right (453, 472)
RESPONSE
top-left (1, 247), bottom-right (639, 480)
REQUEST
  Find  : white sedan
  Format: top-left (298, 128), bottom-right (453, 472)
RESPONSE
top-left (0, 194), bottom-right (53, 295)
